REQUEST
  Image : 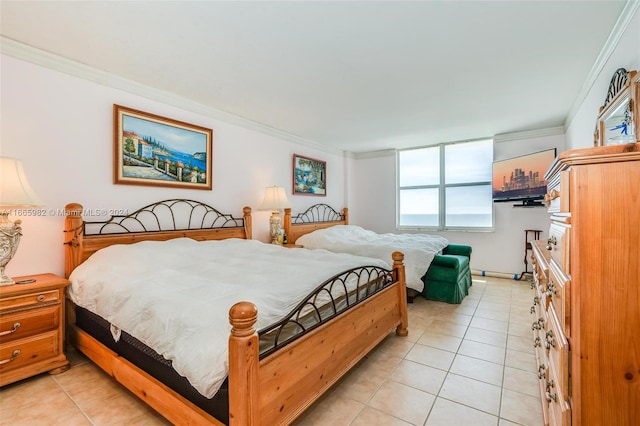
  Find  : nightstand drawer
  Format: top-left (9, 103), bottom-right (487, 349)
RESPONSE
top-left (0, 289), bottom-right (60, 313)
top-left (0, 305), bottom-right (60, 343)
top-left (0, 330), bottom-right (60, 372)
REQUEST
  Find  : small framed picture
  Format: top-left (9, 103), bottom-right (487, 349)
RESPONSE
top-left (292, 154), bottom-right (326, 196)
top-left (114, 105), bottom-right (213, 190)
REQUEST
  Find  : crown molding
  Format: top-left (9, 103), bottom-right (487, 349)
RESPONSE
top-left (493, 126), bottom-right (565, 143)
top-left (565, 0), bottom-right (640, 128)
top-left (0, 36), bottom-right (345, 157)
top-left (349, 149), bottom-right (396, 160)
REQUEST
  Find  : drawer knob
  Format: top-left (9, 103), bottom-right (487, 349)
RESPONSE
top-left (546, 236), bottom-right (557, 250)
top-left (546, 282), bottom-right (557, 296)
top-left (37, 294), bottom-right (46, 302)
top-left (0, 349), bottom-right (21, 365)
top-left (0, 322), bottom-right (21, 337)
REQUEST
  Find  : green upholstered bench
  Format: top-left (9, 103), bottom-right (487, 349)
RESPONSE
top-left (421, 244), bottom-right (472, 304)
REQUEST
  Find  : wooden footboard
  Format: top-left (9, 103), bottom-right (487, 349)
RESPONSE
top-left (229, 252), bottom-right (407, 425)
top-left (64, 201), bottom-right (408, 425)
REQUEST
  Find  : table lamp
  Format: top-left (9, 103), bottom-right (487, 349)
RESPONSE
top-left (258, 186), bottom-right (291, 244)
top-left (0, 157), bottom-right (43, 284)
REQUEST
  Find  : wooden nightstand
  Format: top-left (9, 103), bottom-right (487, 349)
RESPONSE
top-left (0, 273), bottom-right (70, 386)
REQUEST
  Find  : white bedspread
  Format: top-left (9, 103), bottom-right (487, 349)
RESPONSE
top-left (68, 238), bottom-right (389, 398)
top-left (295, 225), bottom-right (449, 292)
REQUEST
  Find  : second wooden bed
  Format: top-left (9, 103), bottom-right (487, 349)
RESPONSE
top-left (284, 204), bottom-right (473, 304)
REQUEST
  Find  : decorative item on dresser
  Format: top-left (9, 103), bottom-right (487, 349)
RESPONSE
top-left (531, 142), bottom-right (640, 426)
top-left (258, 185), bottom-right (291, 244)
top-left (0, 157), bottom-right (44, 285)
top-left (0, 273), bottom-right (70, 386)
top-left (595, 68), bottom-right (639, 146)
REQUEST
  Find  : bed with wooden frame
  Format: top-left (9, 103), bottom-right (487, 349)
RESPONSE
top-left (63, 199), bottom-right (408, 425)
top-left (284, 204), bottom-right (473, 304)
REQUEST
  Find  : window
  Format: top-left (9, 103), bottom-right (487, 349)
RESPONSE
top-left (397, 139), bottom-right (493, 230)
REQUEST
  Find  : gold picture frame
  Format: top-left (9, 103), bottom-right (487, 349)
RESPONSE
top-left (114, 105), bottom-right (213, 190)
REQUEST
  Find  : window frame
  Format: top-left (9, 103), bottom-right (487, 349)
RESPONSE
top-left (396, 139), bottom-right (494, 232)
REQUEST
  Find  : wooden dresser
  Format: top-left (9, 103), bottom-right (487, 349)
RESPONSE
top-left (531, 142), bottom-right (640, 425)
top-left (0, 273), bottom-right (70, 386)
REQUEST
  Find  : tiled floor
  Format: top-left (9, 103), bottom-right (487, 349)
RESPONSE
top-left (0, 276), bottom-right (543, 425)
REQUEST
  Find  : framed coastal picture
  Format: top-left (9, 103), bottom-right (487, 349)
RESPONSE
top-left (292, 154), bottom-right (326, 196)
top-left (114, 105), bottom-right (213, 190)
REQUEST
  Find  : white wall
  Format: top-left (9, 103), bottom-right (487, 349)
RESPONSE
top-left (348, 133), bottom-right (564, 276)
top-left (566, 7), bottom-right (639, 149)
top-left (0, 55), bottom-right (346, 278)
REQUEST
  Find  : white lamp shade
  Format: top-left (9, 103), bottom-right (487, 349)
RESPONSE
top-left (0, 157), bottom-right (44, 207)
top-left (258, 186), bottom-right (291, 210)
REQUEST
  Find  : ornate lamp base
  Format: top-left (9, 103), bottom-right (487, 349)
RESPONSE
top-left (0, 213), bottom-right (22, 285)
top-left (269, 210), bottom-right (282, 244)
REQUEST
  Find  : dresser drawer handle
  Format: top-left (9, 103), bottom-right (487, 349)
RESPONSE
top-left (546, 282), bottom-right (557, 296)
top-left (0, 322), bottom-right (21, 336)
top-left (37, 294), bottom-right (46, 302)
top-left (0, 349), bottom-right (21, 365)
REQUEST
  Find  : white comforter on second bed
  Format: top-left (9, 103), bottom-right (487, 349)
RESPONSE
top-left (295, 225), bottom-right (449, 293)
top-left (68, 237), bottom-right (389, 398)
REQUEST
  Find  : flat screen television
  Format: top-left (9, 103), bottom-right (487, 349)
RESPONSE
top-left (492, 148), bottom-right (556, 206)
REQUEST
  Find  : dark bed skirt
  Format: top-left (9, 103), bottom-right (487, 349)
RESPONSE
top-left (75, 307), bottom-right (229, 424)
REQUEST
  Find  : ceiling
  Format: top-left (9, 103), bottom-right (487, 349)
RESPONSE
top-left (0, 1), bottom-right (629, 153)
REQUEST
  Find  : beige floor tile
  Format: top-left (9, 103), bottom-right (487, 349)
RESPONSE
top-left (0, 373), bottom-right (90, 425)
top-left (500, 389), bottom-right (544, 426)
top-left (330, 363), bottom-right (387, 404)
top-left (292, 391), bottom-right (364, 426)
top-left (502, 366), bottom-right (540, 398)
top-left (458, 339), bottom-right (506, 365)
top-left (505, 349), bottom-right (537, 373)
top-left (507, 334), bottom-right (536, 354)
top-left (439, 373), bottom-right (502, 415)
top-left (405, 343), bottom-right (455, 371)
top-left (351, 406), bottom-right (413, 426)
top-left (374, 333), bottom-right (416, 359)
top-left (389, 359), bottom-right (447, 395)
top-left (436, 311), bottom-right (473, 326)
top-left (474, 308), bottom-right (510, 322)
top-left (464, 327), bottom-right (508, 348)
top-left (425, 397), bottom-right (499, 426)
top-left (449, 354), bottom-right (504, 386)
top-left (498, 419), bottom-right (522, 426)
top-left (368, 379), bottom-right (434, 425)
top-left (508, 321), bottom-right (534, 338)
top-left (470, 316), bottom-right (509, 333)
top-left (73, 388), bottom-right (155, 425)
top-left (416, 330), bottom-right (462, 353)
top-left (427, 319), bottom-right (468, 338)
top-left (477, 301), bottom-right (510, 313)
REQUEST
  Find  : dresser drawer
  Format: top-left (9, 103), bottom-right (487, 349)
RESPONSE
top-left (546, 359), bottom-right (571, 426)
top-left (0, 330), bottom-right (60, 373)
top-left (0, 305), bottom-right (60, 344)
top-left (0, 289), bottom-right (60, 313)
top-left (545, 304), bottom-right (568, 398)
top-left (548, 222), bottom-right (570, 272)
top-left (548, 260), bottom-right (570, 337)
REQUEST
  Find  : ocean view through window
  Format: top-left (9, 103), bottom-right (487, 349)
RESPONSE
top-left (398, 139), bottom-right (493, 230)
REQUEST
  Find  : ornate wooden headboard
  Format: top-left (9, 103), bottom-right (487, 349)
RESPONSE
top-left (64, 199), bottom-right (251, 278)
top-left (283, 204), bottom-right (348, 244)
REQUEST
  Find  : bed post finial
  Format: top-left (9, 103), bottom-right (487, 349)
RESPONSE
top-left (392, 251), bottom-right (408, 337)
top-left (283, 208), bottom-right (292, 241)
top-left (243, 206), bottom-right (252, 240)
top-left (64, 203), bottom-right (84, 279)
top-left (228, 301), bottom-right (259, 425)
top-left (343, 207), bottom-right (349, 224)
